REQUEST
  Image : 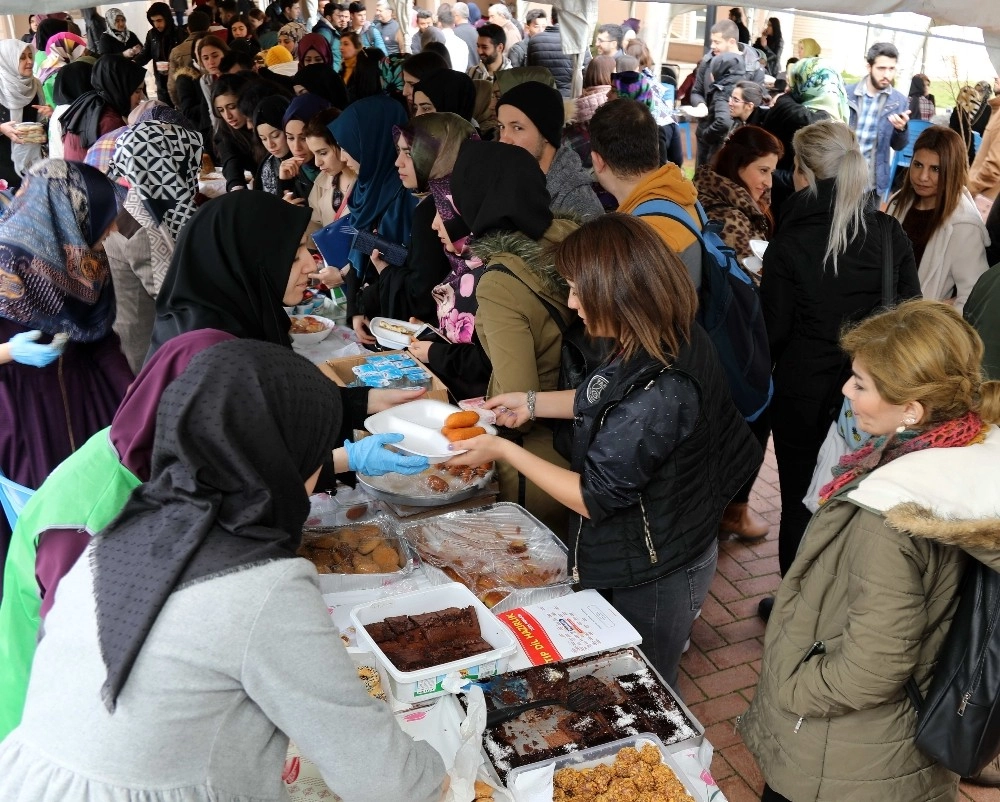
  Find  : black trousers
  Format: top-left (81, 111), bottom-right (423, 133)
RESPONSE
top-left (730, 409), bottom-right (771, 505)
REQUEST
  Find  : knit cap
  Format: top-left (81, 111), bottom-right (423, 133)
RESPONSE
top-left (264, 45), bottom-right (293, 67)
top-left (496, 80), bottom-right (564, 147)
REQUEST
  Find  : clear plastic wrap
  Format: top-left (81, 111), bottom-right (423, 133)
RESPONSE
top-left (298, 514), bottom-right (413, 592)
top-left (398, 503), bottom-right (571, 612)
top-left (357, 462), bottom-right (495, 507)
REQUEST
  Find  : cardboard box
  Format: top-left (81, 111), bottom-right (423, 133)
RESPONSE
top-left (318, 350), bottom-right (450, 404)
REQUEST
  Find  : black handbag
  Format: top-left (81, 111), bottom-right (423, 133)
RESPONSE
top-left (904, 560), bottom-right (1000, 777)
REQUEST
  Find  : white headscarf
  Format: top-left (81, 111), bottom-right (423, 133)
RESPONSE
top-left (0, 39), bottom-right (39, 111)
top-left (0, 39), bottom-right (43, 177)
top-left (105, 8), bottom-right (131, 44)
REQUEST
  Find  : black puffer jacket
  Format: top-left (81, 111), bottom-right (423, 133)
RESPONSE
top-left (568, 325), bottom-right (761, 588)
top-left (526, 25), bottom-right (573, 98)
top-left (134, 4), bottom-right (183, 103)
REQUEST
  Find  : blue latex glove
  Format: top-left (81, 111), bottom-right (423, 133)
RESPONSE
top-left (8, 331), bottom-right (67, 368)
top-left (343, 433), bottom-right (429, 476)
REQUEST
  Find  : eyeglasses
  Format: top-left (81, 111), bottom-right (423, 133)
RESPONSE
top-left (729, 97), bottom-right (747, 104)
top-left (595, 37), bottom-right (612, 43)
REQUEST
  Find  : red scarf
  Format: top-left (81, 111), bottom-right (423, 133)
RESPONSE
top-left (819, 411), bottom-right (987, 504)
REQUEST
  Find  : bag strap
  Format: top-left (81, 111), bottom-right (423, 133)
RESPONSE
top-left (631, 198), bottom-right (708, 242)
top-left (485, 262), bottom-right (570, 336)
top-left (878, 214), bottom-right (894, 308)
top-left (904, 677), bottom-right (923, 713)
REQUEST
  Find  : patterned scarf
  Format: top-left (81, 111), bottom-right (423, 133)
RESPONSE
top-left (35, 31), bottom-right (87, 85)
top-left (0, 159), bottom-right (119, 341)
top-left (789, 57), bottom-right (850, 123)
top-left (819, 411), bottom-right (987, 503)
top-left (104, 8), bottom-right (131, 44)
top-left (429, 176), bottom-right (482, 344)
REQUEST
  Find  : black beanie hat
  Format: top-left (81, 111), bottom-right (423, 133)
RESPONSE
top-left (496, 80), bottom-right (564, 148)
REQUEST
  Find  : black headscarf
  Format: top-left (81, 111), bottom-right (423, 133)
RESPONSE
top-left (451, 140), bottom-right (552, 239)
top-left (92, 339), bottom-right (343, 710)
top-left (413, 69), bottom-right (476, 121)
top-left (292, 63), bottom-right (349, 109)
top-left (252, 94), bottom-right (290, 131)
top-left (35, 18), bottom-right (68, 53)
top-left (52, 59), bottom-right (94, 106)
top-left (60, 55), bottom-right (147, 150)
top-left (147, 192), bottom-right (312, 358)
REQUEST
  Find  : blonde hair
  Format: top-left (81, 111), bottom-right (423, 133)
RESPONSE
top-left (841, 300), bottom-right (1000, 426)
top-left (798, 38), bottom-right (821, 57)
top-left (792, 120), bottom-right (869, 275)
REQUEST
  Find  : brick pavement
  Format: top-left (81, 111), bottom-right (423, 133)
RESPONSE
top-left (678, 442), bottom-right (994, 802)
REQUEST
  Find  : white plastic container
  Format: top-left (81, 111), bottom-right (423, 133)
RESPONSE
top-left (505, 733), bottom-right (706, 801)
top-left (351, 584), bottom-right (518, 703)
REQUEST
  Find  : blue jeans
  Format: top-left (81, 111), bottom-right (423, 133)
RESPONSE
top-left (609, 539), bottom-right (718, 693)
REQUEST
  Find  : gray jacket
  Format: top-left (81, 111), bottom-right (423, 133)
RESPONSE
top-left (546, 145), bottom-right (604, 220)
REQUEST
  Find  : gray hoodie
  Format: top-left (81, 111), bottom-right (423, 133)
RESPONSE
top-left (546, 145), bottom-right (604, 220)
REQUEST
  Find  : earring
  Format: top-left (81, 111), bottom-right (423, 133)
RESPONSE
top-left (896, 417), bottom-right (916, 433)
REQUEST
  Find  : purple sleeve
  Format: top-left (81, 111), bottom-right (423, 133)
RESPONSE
top-left (35, 529), bottom-right (93, 618)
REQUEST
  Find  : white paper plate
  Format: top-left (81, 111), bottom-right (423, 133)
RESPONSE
top-left (364, 398), bottom-right (496, 463)
top-left (742, 255), bottom-right (763, 275)
top-left (369, 317), bottom-right (427, 350)
top-left (749, 239), bottom-right (769, 260)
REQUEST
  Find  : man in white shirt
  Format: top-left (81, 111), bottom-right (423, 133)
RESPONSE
top-left (436, 6), bottom-right (469, 72)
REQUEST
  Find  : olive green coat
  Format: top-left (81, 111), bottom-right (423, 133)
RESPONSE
top-left (740, 427), bottom-right (1000, 801)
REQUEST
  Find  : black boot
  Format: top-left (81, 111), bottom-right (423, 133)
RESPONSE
top-left (757, 596), bottom-right (774, 622)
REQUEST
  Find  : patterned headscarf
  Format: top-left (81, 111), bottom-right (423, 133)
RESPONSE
top-left (112, 122), bottom-right (203, 268)
top-left (278, 21), bottom-right (307, 55)
top-left (611, 70), bottom-right (653, 108)
top-left (104, 8), bottom-right (131, 44)
top-left (379, 53), bottom-right (406, 93)
top-left (789, 57), bottom-right (849, 123)
top-left (0, 159), bottom-right (120, 341)
top-left (35, 31), bottom-right (87, 85)
top-left (393, 112), bottom-right (478, 192)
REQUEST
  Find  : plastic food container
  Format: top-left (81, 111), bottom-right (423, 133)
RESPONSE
top-left (298, 514), bottom-right (413, 593)
top-left (351, 584), bottom-right (518, 703)
top-left (504, 734), bottom-right (706, 801)
top-left (357, 462), bottom-right (495, 508)
top-left (306, 488), bottom-right (373, 527)
top-left (480, 647), bottom-right (704, 783)
top-left (398, 502), bottom-right (571, 613)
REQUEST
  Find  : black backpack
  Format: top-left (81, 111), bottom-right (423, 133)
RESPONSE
top-left (632, 199), bottom-right (772, 422)
top-left (485, 265), bottom-right (612, 460)
top-left (904, 559), bottom-right (1000, 777)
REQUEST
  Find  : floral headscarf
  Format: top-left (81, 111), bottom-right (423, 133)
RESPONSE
top-left (789, 57), bottom-right (849, 123)
top-left (278, 22), bottom-right (307, 56)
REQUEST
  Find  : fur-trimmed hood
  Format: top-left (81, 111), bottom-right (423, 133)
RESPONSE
top-left (469, 215), bottom-right (579, 300)
top-left (847, 425), bottom-right (1000, 570)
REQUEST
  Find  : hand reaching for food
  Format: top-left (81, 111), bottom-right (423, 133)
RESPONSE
top-left (344, 433), bottom-right (430, 476)
top-left (367, 387), bottom-right (427, 413)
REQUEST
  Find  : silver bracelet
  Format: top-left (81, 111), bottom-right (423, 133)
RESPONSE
top-left (526, 390), bottom-right (536, 421)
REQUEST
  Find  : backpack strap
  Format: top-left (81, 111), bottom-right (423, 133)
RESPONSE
top-left (631, 198), bottom-right (708, 241)
top-left (485, 261), bottom-right (569, 336)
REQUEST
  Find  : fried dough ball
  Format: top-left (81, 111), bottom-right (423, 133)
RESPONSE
top-left (638, 744), bottom-right (661, 764)
top-left (372, 543), bottom-right (401, 571)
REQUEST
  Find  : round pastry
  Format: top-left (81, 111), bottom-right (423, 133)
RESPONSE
top-left (372, 543), bottom-right (402, 572)
top-left (352, 555), bottom-right (380, 573)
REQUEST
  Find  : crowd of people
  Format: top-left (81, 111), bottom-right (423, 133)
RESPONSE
top-left (1, 3), bottom-right (1000, 801)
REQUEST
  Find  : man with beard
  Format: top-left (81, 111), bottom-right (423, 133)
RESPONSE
top-left (468, 23), bottom-right (510, 81)
top-left (846, 42), bottom-right (910, 199)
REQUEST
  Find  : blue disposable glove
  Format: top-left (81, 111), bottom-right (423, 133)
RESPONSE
top-left (343, 433), bottom-right (430, 476)
top-left (8, 330), bottom-right (67, 368)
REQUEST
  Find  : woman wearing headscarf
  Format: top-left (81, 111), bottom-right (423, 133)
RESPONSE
top-left (253, 95), bottom-right (294, 197)
top-left (329, 94), bottom-right (418, 345)
top-left (47, 59), bottom-right (92, 160)
top-left (611, 68), bottom-right (683, 167)
top-left (762, 56), bottom-right (847, 216)
top-left (281, 91), bottom-right (330, 201)
top-left (85, 99), bottom-right (195, 176)
top-left (293, 63), bottom-right (349, 109)
top-left (495, 66), bottom-right (556, 95)
top-left (278, 21), bottom-right (307, 60)
top-left (391, 115), bottom-right (492, 400)
top-left (103, 121), bottom-right (205, 373)
top-left (452, 139), bottom-right (580, 530)
top-left (98, 7), bottom-right (142, 58)
top-left (0, 39), bottom-right (45, 189)
top-left (412, 69), bottom-right (476, 121)
top-left (0, 160), bottom-right (134, 563)
top-left (0, 328), bottom-right (235, 740)
top-left (362, 113), bottom-right (476, 332)
top-left (0, 339), bottom-right (447, 802)
top-left (298, 32), bottom-right (333, 67)
top-left (32, 18), bottom-right (68, 74)
top-left (61, 54), bottom-right (147, 161)
top-left (950, 85), bottom-right (982, 165)
top-left (33, 31), bottom-right (87, 108)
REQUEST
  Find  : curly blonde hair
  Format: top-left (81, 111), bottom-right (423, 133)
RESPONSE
top-left (841, 300), bottom-right (1000, 426)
